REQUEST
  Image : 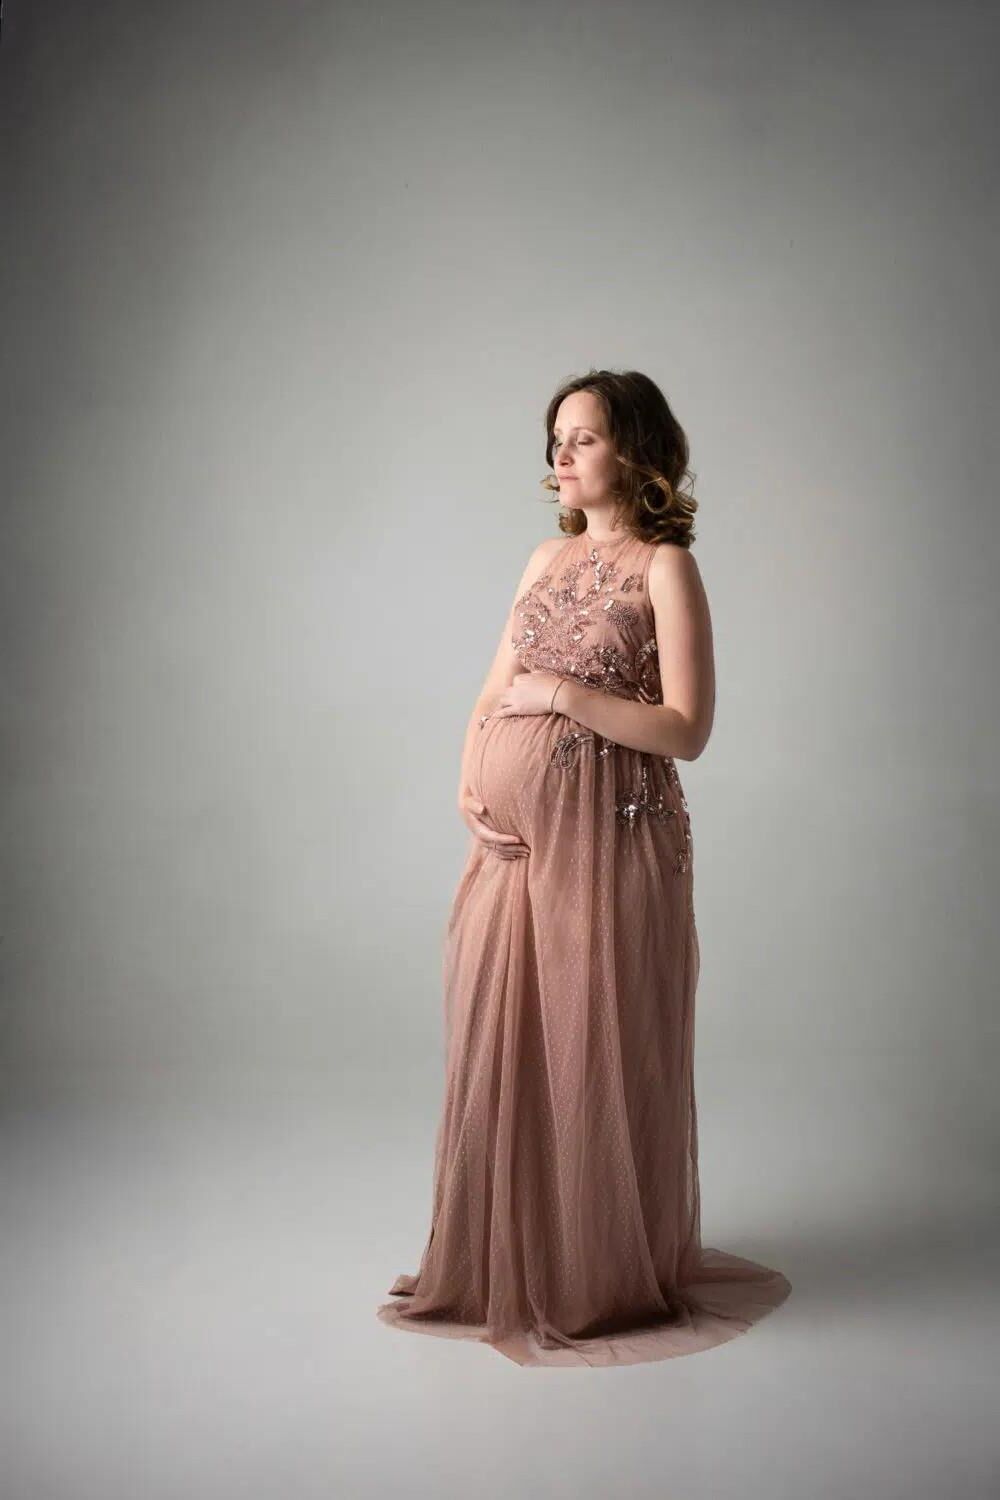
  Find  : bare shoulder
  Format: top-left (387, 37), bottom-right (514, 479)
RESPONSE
top-left (648, 540), bottom-right (701, 584)
top-left (647, 542), bottom-right (709, 618)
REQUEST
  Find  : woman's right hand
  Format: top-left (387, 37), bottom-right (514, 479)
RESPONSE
top-left (457, 790), bottom-right (530, 859)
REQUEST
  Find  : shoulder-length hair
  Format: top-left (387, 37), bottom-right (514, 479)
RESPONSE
top-left (541, 368), bottom-right (698, 548)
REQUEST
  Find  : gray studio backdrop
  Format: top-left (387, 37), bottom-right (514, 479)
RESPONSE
top-left (1, 3), bottom-right (997, 1499)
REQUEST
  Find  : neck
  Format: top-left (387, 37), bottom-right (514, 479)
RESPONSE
top-left (583, 508), bottom-right (625, 544)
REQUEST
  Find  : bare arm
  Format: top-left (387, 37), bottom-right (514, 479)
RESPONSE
top-left (553, 544), bottom-right (716, 761)
top-left (456, 536), bottom-right (567, 807)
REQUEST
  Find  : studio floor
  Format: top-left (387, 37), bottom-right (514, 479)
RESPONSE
top-left (1, 1054), bottom-right (995, 1500)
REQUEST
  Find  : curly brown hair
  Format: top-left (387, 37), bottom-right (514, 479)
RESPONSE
top-left (540, 368), bottom-right (698, 548)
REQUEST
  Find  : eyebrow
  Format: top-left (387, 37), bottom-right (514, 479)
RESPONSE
top-left (553, 425), bottom-right (596, 436)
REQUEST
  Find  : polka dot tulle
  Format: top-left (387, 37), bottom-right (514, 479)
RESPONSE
top-left (377, 532), bottom-right (791, 1367)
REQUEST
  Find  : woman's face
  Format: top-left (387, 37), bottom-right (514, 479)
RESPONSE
top-left (551, 391), bottom-right (621, 514)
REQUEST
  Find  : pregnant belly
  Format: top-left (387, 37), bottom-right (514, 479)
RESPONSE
top-left (473, 712), bottom-right (556, 842)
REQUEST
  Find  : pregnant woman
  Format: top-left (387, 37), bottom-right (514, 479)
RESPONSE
top-left (377, 368), bottom-right (791, 1367)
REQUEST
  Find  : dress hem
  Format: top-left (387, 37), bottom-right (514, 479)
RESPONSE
top-left (376, 1247), bottom-right (792, 1369)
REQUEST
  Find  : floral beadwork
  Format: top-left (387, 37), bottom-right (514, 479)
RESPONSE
top-left (487, 536), bottom-right (693, 875)
top-left (665, 758), bottom-right (693, 873)
top-left (513, 547), bottom-right (662, 705)
top-left (549, 728), bottom-right (622, 768)
top-left (548, 729), bottom-right (692, 875)
top-left (615, 759), bottom-right (670, 831)
top-left (616, 759), bottom-right (692, 873)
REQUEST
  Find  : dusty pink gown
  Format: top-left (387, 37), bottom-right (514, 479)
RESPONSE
top-left (377, 530), bottom-right (791, 1367)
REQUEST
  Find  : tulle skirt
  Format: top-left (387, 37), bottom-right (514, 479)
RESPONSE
top-left (377, 709), bottom-right (791, 1367)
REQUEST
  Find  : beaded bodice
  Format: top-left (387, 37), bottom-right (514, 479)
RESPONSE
top-left (512, 533), bottom-right (663, 706)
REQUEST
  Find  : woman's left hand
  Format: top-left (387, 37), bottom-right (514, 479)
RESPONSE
top-left (488, 669), bottom-right (566, 719)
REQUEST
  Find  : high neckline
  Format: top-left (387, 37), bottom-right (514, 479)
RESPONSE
top-left (582, 530), bottom-right (631, 548)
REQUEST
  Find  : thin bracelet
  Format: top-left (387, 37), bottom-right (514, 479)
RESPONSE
top-left (549, 679), bottom-right (565, 713)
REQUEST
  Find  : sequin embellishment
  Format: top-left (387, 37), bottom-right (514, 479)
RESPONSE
top-left (512, 547), bottom-right (663, 705)
top-left (483, 536), bottom-right (693, 874)
top-left (615, 759), bottom-right (670, 831)
top-left (666, 758), bottom-right (693, 873)
top-left (549, 729), bottom-right (621, 767)
top-left (549, 729), bottom-right (692, 875)
top-left (615, 759), bottom-right (692, 872)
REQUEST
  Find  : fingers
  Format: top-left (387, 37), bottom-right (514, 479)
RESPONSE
top-left (466, 811), bottom-right (530, 858)
top-left (470, 817), bottom-right (522, 846)
top-left (490, 843), bottom-right (530, 859)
